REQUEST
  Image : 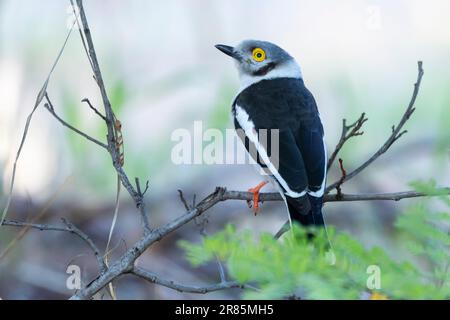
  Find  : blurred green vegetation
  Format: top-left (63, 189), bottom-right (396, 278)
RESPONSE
top-left (180, 181), bottom-right (450, 299)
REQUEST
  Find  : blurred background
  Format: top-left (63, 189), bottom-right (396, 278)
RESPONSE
top-left (0, 0), bottom-right (449, 299)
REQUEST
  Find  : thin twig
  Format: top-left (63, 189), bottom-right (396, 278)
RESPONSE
top-left (327, 113), bottom-right (368, 171)
top-left (335, 158), bottom-right (347, 199)
top-left (2, 218), bottom-right (106, 272)
top-left (81, 98), bottom-right (106, 121)
top-left (136, 178), bottom-right (149, 197)
top-left (178, 190), bottom-right (191, 211)
top-left (132, 267), bottom-right (248, 294)
top-left (44, 94), bottom-right (108, 149)
top-left (61, 218), bottom-right (107, 272)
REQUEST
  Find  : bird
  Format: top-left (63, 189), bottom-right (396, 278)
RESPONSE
top-left (215, 40), bottom-right (328, 233)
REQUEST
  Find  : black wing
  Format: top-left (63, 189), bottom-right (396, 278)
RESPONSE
top-left (233, 77), bottom-right (326, 199)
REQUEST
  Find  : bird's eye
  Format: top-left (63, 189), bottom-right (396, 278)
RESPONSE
top-left (252, 48), bottom-right (266, 62)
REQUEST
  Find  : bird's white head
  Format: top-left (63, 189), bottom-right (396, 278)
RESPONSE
top-left (215, 40), bottom-right (302, 90)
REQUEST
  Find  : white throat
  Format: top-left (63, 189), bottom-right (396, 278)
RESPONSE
top-left (238, 59), bottom-right (303, 93)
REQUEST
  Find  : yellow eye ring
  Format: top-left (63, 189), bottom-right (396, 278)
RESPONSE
top-left (252, 48), bottom-right (266, 62)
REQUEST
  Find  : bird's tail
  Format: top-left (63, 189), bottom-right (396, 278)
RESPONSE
top-left (286, 195), bottom-right (334, 263)
top-left (286, 194), bottom-right (325, 228)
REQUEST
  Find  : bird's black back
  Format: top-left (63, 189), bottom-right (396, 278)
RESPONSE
top-left (232, 77), bottom-right (327, 228)
top-left (233, 78), bottom-right (321, 132)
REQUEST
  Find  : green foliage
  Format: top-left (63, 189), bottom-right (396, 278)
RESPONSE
top-left (179, 182), bottom-right (450, 299)
top-left (396, 180), bottom-right (450, 290)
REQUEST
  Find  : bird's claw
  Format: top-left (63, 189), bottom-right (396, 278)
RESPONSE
top-left (247, 181), bottom-right (268, 216)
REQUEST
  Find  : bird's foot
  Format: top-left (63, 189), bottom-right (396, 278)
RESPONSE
top-left (247, 181), bottom-right (268, 215)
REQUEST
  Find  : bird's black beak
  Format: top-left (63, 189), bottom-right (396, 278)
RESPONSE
top-left (215, 44), bottom-right (239, 60)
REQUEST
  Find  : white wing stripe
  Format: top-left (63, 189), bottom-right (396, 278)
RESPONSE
top-left (307, 136), bottom-right (327, 197)
top-left (235, 105), bottom-right (306, 198)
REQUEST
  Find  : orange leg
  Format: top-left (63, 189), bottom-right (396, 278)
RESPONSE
top-left (247, 181), bottom-right (268, 215)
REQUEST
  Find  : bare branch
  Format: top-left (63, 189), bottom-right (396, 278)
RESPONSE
top-left (132, 267), bottom-right (246, 294)
top-left (327, 112), bottom-right (368, 171)
top-left (2, 219), bottom-right (71, 232)
top-left (326, 61), bottom-right (425, 193)
top-left (60, 218), bottom-right (107, 272)
top-left (335, 158), bottom-right (347, 199)
top-left (75, 0), bottom-right (118, 151)
top-left (323, 189), bottom-right (450, 202)
top-left (75, 0), bottom-right (150, 233)
top-left (222, 188), bottom-right (450, 203)
top-left (44, 94), bottom-right (108, 149)
top-left (69, 0), bottom-right (95, 74)
top-left (178, 190), bottom-right (191, 211)
top-left (2, 218), bottom-right (106, 272)
top-left (81, 98), bottom-right (106, 121)
top-left (70, 187), bottom-right (227, 299)
top-left (135, 178), bottom-right (149, 197)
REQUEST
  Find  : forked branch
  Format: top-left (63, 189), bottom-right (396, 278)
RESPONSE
top-left (326, 61), bottom-right (424, 193)
top-left (2, 218), bottom-right (106, 272)
top-left (327, 113), bottom-right (368, 171)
